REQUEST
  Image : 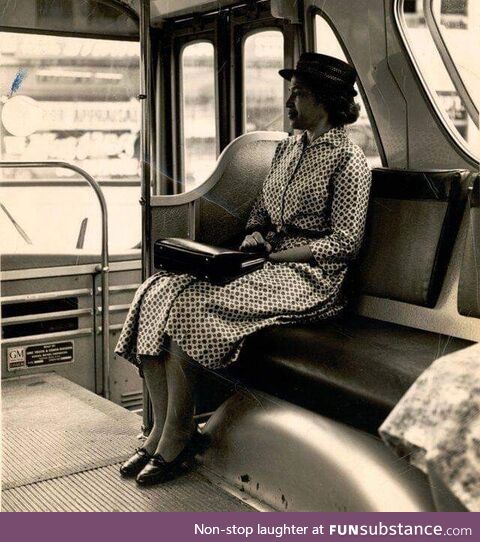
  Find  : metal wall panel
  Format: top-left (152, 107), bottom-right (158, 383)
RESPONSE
top-left (94, 266), bottom-right (143, 409)
top-left (306, 0), bottom-right (476, 171)
top-left (1, 274), bottom-right (96, 391)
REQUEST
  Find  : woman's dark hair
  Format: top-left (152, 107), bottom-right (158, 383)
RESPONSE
top-left (298, 75), bottom-right (361, 127)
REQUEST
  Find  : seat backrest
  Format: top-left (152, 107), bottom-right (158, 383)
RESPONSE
top-left (149, 131), bottom-right (285, 263)
top-left (196, 133), bottom-right (285, 246)
top-left (356, 168), bottom-right (471, 308)
top-left (458, 174), bottom-right (480, 317)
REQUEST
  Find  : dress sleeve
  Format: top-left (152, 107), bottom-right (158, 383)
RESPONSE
top-left (309, 146), bottom-right (372, 265)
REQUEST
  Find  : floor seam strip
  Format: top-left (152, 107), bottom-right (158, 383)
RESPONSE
top-left (2, 459), bottom-right (128, 492)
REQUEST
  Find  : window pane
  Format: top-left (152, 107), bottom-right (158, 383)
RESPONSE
top-left (182, 42), bottom-right (217, 192)
top-left (315, 16), bottom-right (382, 168)
top-left (244, 30), bottom-right (284, 132)
top-left (401, 0), bottom-right (479, 156)
top-left (432, 0), bottom-right (479, 109)
top-left (0, 32), bottom-right (141, 253)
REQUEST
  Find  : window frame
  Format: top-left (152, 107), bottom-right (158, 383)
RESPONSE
top-left (394, 0), bottom-right (479, 162)
top-left (425, 0), bottom-right (478, 126)
top-left (233, 19), bottom-right (287, 137)
top-left (310, 7), bottom-right (386, 167)
top-left (158, 3), bottom-right (291, 196)
top-left (241, 27), bottom-right (286, 135)
top-left (178, 38), bottom-right (218, 193)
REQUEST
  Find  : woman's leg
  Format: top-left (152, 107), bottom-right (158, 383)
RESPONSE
top-left (140, 355), bottom-right (169, 454)
top-left (154, 340), bottom-right (198, 461)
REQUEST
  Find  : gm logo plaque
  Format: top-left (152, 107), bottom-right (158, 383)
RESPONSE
top-left (7, 347), bottom-right (26, 370)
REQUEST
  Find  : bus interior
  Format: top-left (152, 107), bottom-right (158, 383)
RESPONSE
top-left (1, 0), bottom-right (479, 512)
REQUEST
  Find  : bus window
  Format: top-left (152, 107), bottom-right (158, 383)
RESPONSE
top-left (244, 30), bottom-right (284, 133)
top-left (432, 0), bottom-right (479, 115)
top-left (0, 33), bottom-right (141, 252)
top-left (399, 0), bottom-right (479, 157)
top-left (314, 15), bottom-right (382, 168)
top-left (181, 42), bottom-right (217, 192)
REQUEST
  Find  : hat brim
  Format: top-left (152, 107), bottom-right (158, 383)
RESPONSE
top-left (278, 68), bottom-right (357, 97)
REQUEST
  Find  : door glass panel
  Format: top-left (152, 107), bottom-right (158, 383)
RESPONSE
top-left (244, 30), bottom-right (284, 133)
top-left (0, 32), bottom-right (141, 253)
top-left (315, 15), bottom-right (382, 168)
top-left (181, 42), bottom-right (217, 192)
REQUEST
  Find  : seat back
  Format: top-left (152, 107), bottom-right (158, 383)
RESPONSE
top-left (149, 132), bottom-right (285, 255)
top-left (356, 168), bottom-right (471, 307)
top-left (196, 134), bottom-right (285, 247)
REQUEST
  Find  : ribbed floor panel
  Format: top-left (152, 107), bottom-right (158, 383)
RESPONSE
top-left (2, 428), bottom-right (140, 489)
top-left (2, 465), bottom-right (254, 512)
top-left (2, 374), bottom-right (141, 490)
top-left (1, 374), bottom-right (255, 511)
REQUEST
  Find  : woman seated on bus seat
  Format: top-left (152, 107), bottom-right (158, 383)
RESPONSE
top-left (115, 53), bottom-right (372, 486)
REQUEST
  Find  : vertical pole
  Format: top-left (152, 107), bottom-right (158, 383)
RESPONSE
top-left (139, 0), bottom-right (154, 435)
top-left (215, 9), bottom-right (232, 153)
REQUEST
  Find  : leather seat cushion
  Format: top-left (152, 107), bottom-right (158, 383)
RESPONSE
top-left (231, 314), bottom-right (473, 433)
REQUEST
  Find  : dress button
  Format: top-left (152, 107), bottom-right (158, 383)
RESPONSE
top-left (275, 225), bottom-right (282, 233)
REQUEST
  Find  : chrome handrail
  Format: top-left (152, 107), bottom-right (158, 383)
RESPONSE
top-left (0, 160), bottom-right (111, 399)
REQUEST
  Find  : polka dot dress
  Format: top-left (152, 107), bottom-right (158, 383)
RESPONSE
top-left (115, 127), bottom-right (371, 370)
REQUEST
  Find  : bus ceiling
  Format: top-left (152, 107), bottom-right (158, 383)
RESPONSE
top-left (0, 1), bottom-right (301, 37)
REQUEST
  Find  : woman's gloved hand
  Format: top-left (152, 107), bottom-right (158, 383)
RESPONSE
top-left (239, 231), bottom-right (272, 253)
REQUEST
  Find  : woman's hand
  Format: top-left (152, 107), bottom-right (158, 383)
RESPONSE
top-left (240, 231), bottom-right (272, 253)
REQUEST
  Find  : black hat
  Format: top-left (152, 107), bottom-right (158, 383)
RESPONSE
top-left (279, 52), bottom-right (357, 97)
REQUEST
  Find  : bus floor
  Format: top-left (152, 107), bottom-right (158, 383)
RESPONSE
top-left (1, 373), bottom-right (258, 512)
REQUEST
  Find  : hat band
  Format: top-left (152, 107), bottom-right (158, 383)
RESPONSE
top-left (296, 61), bottom-right (354, 86)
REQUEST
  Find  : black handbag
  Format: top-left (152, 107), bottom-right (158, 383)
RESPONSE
top-left (153, 238), bottom-right (267, 284)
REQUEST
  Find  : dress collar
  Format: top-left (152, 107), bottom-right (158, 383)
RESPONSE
top-left (296, 127), bottom-right (347, 148)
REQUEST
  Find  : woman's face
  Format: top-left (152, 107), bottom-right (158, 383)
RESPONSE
top-left (286, 76), bottom-right (327, 131)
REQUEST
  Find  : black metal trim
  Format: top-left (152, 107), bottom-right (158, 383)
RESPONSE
top-left (215, 10), bottom-right (234, 152)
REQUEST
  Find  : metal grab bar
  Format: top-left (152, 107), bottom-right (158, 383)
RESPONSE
top-left (0, 160), bottom-right (111, 399)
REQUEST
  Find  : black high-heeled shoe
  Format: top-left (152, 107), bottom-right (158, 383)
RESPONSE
top-left (136, 430), bottom-right (206, 486)
top-left (119, 447), bottom-right (152, 478)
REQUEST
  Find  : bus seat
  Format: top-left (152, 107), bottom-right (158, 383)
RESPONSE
top-left (458, 174), bottom-right (480, 318)
top-left (224, 167), bottom-right (474, 434)
top-left (151, 134), bottom-right (474, 435)
top-left (233, 315), bottom-right (473, 433)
